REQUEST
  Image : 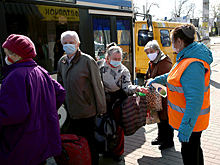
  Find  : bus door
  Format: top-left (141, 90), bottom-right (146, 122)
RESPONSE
top-left (93, 17), bottom-right (111, 60)
top-left (116, 18), bottom-right (132, 73)
top-left (92, 16), bottom-right (133, 76)
top-left (135, 22), bottom-right (153, 74)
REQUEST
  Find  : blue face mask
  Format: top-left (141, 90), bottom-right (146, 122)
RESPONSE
top-left (63, 44), bottom-right (76, 55)
top-left (110, 60), bottom-right (121, 67)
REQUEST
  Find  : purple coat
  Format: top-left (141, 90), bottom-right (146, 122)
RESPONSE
top-left (0, 60), bottom-right (66, 165)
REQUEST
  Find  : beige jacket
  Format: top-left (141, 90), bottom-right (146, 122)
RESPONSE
top-left (57, 50), bottom-right (106, 119)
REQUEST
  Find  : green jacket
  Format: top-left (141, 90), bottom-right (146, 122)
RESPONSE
top-left (57, 50), bottom-right (106, 119)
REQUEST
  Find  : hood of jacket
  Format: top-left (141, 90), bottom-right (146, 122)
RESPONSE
top-left (176, 42), bottom-right (213, 65)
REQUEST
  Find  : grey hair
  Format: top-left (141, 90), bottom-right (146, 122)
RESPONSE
top-left (144, 40), bottom-right (160, 52)
top-left (107, 46), bottom-right (123, 57)
top-left (60, 31), bottom-right (80, 44)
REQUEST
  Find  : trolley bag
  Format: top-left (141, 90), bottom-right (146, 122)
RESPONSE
top-left (54, 134), bottom-right (91, 165)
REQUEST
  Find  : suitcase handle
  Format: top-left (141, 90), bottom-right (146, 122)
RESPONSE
top-left (62, 136), bottom-right (80, 143)
top-left (61, 147), bottom-right (70, 160)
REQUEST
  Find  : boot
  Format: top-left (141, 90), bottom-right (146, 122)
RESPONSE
top-left (151, 122), bottom-right (164, 145)
top-left (151, 137), bottom-right (163, 145)
top-left (159, 141), bottom-right (174, 150)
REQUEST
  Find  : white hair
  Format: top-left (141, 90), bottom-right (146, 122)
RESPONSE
top-left (144, 40), bottom-right (160, 52)
top-left (60, 31), bottom-right (80, 44)
top-left (107, 46), bottom-right (123, 57)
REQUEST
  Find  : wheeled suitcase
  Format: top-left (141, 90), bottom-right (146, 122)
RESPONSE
top-left (54, 134), bottom-right (91, 165)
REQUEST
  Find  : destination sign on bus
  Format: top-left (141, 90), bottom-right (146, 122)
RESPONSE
top-left (46, 0), bottom-right (76, 3)
top-left (36, 5), bottom-right (79, 21)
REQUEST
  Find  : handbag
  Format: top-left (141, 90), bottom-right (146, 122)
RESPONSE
top-left (121, 89), bottom-right (162, 136)
top-left (121, 94), bottom-right (148, 136)
top-left (145, 86), bottom-right (163, 111)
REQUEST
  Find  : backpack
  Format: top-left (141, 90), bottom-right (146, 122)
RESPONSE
top-left (94, 113), bottom-right (118, 153)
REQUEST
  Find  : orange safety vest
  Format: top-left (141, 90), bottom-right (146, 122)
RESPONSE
top-left (167, 58), bottom-right (210, 132)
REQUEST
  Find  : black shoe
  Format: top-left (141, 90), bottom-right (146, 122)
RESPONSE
top-left (102, 152), bottom-right (112, 158)
top-left (112, 155), bottom-right (123, 162)
top-left (151, 137), bottom-right (163, 145)
top-left (158, 142), bottom-right (174, 150)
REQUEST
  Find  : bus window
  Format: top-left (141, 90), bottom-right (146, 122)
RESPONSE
top-left (93, 17), bottom-right (111, 60)
top-left (4, 3), bottom-right (80, 73)
top-left (160, 30), bottom-right (171, 47)
top-left (138, 30), bottom-right (153, 46)
top-left (117, 18), bottom-right (132, 73)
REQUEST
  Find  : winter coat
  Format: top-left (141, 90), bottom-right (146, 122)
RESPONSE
top-left (0, 59), bottom-right (66, 165)
top-left (154, 42), bottom-right (213, 137)
top-left (57, 50), bottom-right (106, 119)
top-left (145, 51), bottom-right (172, 120)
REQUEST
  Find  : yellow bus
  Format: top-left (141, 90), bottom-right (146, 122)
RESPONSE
top-left (134, 21), bottom-right (201, 75)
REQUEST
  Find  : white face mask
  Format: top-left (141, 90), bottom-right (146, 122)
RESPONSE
top-left (147, 51), bottom-right (158, 61)
top-left (172, 44), bottom-right (179, 53)
top-left (63, 44), bottom-right (76, 55)
top-left (5, 54), bottom-right (16, 65)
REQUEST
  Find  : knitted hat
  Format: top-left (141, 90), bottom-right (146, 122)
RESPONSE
top-left (182, 25), bottom-right (195, 39)
top-left (2, 34), bottom-right (36, 58)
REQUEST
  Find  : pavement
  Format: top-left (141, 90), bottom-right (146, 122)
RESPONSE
top-left (47, 37), bottom-right (220, 165)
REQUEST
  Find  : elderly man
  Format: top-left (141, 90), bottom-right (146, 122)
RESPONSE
top-left (144, 40), bottom-right (174, 150)
top-left (57, 31), bottom-right (106, 165)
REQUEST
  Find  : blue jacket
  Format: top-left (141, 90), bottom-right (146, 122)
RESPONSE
top-left (154, 42), bottom-right (213, 137)
top-left (0, 60), bottom-right (66, 165)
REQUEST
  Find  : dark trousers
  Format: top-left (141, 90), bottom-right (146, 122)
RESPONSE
top-left (65, 115), bottom-right (99, 165)
top-left (157, 119), bottom-right (174, 143)
top-left (181, 131), bottom-right (204, 165)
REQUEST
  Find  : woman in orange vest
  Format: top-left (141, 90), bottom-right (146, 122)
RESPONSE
top-left (147, 24), bottom-right (213, 165)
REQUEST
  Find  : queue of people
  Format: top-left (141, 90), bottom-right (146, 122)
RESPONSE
top-left (0, 23), bottom-right (212, 165)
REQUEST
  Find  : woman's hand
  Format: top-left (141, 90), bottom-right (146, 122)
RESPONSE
top-left (136, 87), bottom-right (148, 93)
top-left (146, 78), bottom-right (156, 86)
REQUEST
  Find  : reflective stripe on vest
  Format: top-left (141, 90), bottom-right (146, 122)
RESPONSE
top-left (168, 100), bottom-right (210, 115)
top-left (167, 58), bottom-right (210, 132)
top-left (167, 83), bottom-right (210, 93)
